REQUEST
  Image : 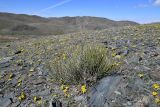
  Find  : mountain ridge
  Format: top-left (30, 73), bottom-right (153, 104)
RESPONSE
top-left (0, 12), bottom-right (139, 36)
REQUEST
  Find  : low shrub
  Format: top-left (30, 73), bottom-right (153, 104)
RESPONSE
top-left (48, 44), bottom-right (119, 84)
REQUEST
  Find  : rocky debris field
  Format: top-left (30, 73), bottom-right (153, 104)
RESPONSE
top-left (0, 24), bottom-right (160, 107)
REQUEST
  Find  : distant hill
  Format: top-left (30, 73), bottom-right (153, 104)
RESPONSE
top-left (0, 12), bottom-right (139, 36)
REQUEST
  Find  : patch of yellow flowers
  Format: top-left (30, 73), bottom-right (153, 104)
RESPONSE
top-left (33, 96), bottom-right (42, 105)
top-left (152, 91), bottom-right (158, 97)
top-left (111, 52), bottom-right (117, 57)
top-left (8, 73), bottom-right (14, 81)
top-left (60, 84), bottom-right (87, 97)
top-left (153, 83), bottom-right (160, 89)
top-left (29, 67), bottom-right (35, 72)
top-left (62, 53), bottom-right (67, 60)
top-left (18, 92), bottom-right (26, 101)
top-left (138, 73), bottom-right (144, 78)
top-left (81, 84), bottom-right (87, 94)
top-left (151, 83), bottom-right (160, 105)
top-left (155, 97), bottom-right (160, 105)
top-left (61, 85), bottom-right (70, 97)
top-left (115, 55), bottom-right (121, 59)
top-left (17, 79), bottom-right (22, 86)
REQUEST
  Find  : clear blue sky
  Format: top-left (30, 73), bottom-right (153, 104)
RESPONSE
top-left (0, 0), bottom-right (160, 23)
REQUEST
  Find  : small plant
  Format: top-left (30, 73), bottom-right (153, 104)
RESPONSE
top-left (81, 84), bottom-right (87, 94)
top-left (48, 44), bottom-right (119, 84)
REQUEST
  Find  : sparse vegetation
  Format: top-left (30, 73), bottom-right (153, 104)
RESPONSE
top-left (47, 44), bottom-right (118, 84)
top-left (0, 24), bottom-right (160, 106)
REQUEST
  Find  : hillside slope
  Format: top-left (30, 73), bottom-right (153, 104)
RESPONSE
top-left (0, 12), bottom-right (139, 36)
top-left (0, 24), bottom-right (160, 106)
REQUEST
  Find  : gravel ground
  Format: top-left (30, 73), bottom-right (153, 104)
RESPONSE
top-left (0, 24), bottom-right (160, 107)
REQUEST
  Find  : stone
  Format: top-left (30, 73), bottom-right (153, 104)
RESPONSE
top-left (0, 57), bottom-right (14, 64)
top-left (0, 97), bottom-right (11, 107)
top-left (88, 76), bottom-right (123, 107)
top-left (114, 91), bottom-right (121, 95)
top-left (150, 70), bottom-right (160, 81)
top-left (74, 95), bottom-right (85, 102)
top-left (31, 77), bottom-right (46, 85)
top-left (127, 101), bottom-right (132, 106)
top-left (11, 101), bottom-right (20, 107)
top-left (123, 50), bottom-right (129, 56)
top-left (32, 89), bottom-right (51, 96)
top-left (135, 96), bottom-right (150, 107)
top-left (49, 99), bottom-right (62, 107)
top-left (14, 50), bottom-right (22, 54)
top-left (4, 92), bottom-right (15, 100)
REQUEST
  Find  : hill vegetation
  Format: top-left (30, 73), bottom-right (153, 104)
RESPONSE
top-left (0, 23), bottom-right (160, 106)
top-left (0, 12), bottom-right (138, 36)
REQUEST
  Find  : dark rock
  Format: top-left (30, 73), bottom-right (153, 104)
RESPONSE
top-left (139, 57), bottom-right (143, 62)
top-left (49, 99), bottom-right (62, 107)
top-left (6, 45), bottom-right (10, 47)
top-left (14, 50), bottom-right (22, 54)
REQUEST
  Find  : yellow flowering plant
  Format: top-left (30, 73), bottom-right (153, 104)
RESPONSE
top-left (153, 83), bottom-right (160, 89)
top-left (152, 91), bottom-right (158, 97)
top-left (18, 92), bottom-right (26, 101)
top-left (81, 84), bottom-right (87, 94)
top-left (33, 96), bottom-right (42, 104)
top-left (155, 97), bottom-right (160, 105)
top-left (138, 73), bottom-right (144, 78)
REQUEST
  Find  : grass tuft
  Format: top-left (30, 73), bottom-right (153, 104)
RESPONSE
top-left (47, 44), bottom-right (119, 84)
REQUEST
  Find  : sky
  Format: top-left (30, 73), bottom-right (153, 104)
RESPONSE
top-left (0, 0), bottom-right (160, 23)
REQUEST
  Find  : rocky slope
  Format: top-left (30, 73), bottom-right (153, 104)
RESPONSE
top-left (0, 24), bottom-right (160, 107)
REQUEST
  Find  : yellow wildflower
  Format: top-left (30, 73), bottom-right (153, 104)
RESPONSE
top-left (61, 85), bottom-right (65, 90)
top-left (29, 67), bottom-right (34, 72)
top-left (17, 79), bottom-right (22, 86)
top-left (152, 91), bottom-right (158, 97)
top-left (112, 53), bottom-right (117, 57)
top-left (33, 96), bottom-right (41, 102)
top-left (9, 73), bottom-right (14, 81)
top-left (63, 53), bottom-right (67, 60)
top-left (115, 55), bottom-right (121, 59)
top-left (81, 84), bottom-right (87, 94)
top-left (64, 93), bottom-right (70, 97)
top-left (37, 100), bottom-right (42, 105)
top-left (18, 92), bottom-right (26, 101)
top-left (28, 72), bottom-right (32, 77)
top-left (52, 94), bottom-right (57, 97)
top-left (153, 83), bottom-right (160, 89)
top-left (132, 45), bottom-right (136, 48)
top-left (63, 86), bottom-right (69, 93)
top-left (138, 73), bottom-right (144, 78)
top-left (111, 47), bottom-right (115, 50)
top-left (62, 85), bottom-right (70, 97)
top-left (124, 46), bottom-right (127, 49)
top-left (21, 49), bottom-right (24, 52)
top-left (155, 97), bottom-right (160, 105)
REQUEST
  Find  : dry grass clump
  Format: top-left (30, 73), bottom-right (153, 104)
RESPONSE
top-left (48, 44), bottom-right (119, 84)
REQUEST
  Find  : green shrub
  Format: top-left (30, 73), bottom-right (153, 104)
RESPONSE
top-left (48, 44), bottom-right (118, 84)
